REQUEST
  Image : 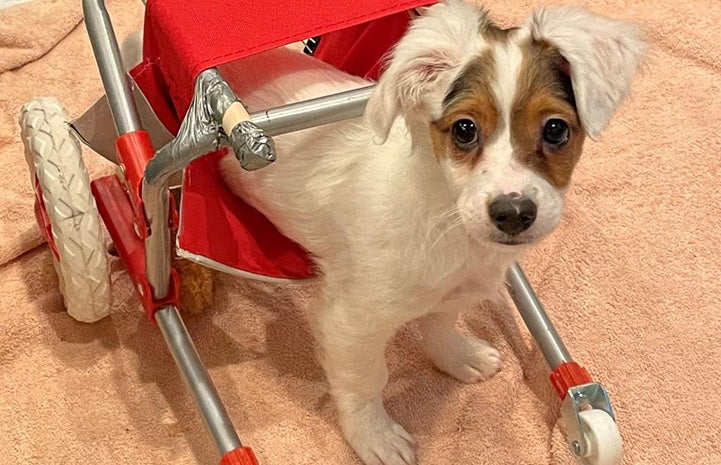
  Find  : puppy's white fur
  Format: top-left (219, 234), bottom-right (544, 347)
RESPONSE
top-left (220, 2), bottom-right (644, 464)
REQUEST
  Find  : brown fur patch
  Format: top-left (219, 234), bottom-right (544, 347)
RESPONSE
top-left (431, 52), bottom-right (498, 166)
top-left (175, 259), bottom-right (214, 314)
top-left (511, 41), bottom-right (585, 188)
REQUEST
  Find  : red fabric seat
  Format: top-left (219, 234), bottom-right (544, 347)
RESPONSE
top-left (130, 0), bottom-right (435, 280)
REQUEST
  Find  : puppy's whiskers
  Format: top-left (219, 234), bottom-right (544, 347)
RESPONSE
top-left (424, 206), bottom-right (463, 252)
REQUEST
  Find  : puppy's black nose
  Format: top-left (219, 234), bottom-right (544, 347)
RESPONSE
top-left (488, 192), bottom-right (537, 236)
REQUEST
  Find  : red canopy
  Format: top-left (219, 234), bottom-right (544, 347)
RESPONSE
top-left (129, 0), bottom-right (435, 281)
top-left (131, 0), bottom-right (434, 130)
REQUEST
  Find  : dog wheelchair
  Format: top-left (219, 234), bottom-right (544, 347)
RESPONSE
top-left (18, 1), bottom-right (624, 464)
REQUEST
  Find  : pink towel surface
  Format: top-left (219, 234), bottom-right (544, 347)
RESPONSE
top-left (0, 1), bottom-right (719, 464)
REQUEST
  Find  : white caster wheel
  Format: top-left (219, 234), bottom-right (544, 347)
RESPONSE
top-left (577, 409), bottom-right (623, 465)
top-left (20, 97), bottom-right (111, 323)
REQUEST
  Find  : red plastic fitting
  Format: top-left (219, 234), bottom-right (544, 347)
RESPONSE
top-left (115, 130), bottom-right (156, 239)
top-left (550, 362), bottom-right (593, 400)
top-left (91, 174), bottom-right (179, 320)
top-left (220, 447), bottom-right (259, 465)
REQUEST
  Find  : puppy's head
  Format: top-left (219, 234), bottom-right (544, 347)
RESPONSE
top-left (366, 0), bottom-right (645, 247)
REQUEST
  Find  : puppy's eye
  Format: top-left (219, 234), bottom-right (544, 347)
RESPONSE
top-left (451, 119), bottom-right (479, 149)
top-left (542, 119), bottom-right (569, 145)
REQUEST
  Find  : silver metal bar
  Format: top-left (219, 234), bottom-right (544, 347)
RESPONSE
top-left (143, 68), bottom-right (236, 298)
top-left (506, 263), bottom-right (572, 369)
top-left (144, 69), bottom-right (236, 186)
top-left (83, 0), bottom-right (169, 299)
top-left (142, 181), bottom-right (172, 299)
top-left (252, 85), bottom-right (374, 136)
top-left (82, 0), bottom-right (141, 135)
top-left (155, 306), bottom-right (242, 455)
top-left (144, 83), bottom-right (376, 188)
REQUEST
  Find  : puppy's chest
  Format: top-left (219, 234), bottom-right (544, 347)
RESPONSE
top-left (413, 254), bottom-right (512, 311)
top-left (459, 259), bottom-right (509, 296)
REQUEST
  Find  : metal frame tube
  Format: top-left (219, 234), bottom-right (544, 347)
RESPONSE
top-left (83, 0), bottom-right (169, 299)
top-left (144, 69), bottom-right (235, 187)
top-left (143, 84), bottom-right (376, 187)
top-left (506, 263), bottom-right (572, 369)
top-left (83, 0), bottom-right (141, 135)
top-left (155, 306), bottom-right (242, 455)
top-left (252, 85), bottom-right (375, 136)
top-left (142, 182), bottom-right (172, 299)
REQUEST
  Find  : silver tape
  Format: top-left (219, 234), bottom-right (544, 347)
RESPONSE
top-left (145, 68), bottom-right (276, 186)
top-left (229, 120), bottom-right (276, 170)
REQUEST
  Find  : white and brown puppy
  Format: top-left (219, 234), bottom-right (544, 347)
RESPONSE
top-left (221, 1), bottom-right (645, 464)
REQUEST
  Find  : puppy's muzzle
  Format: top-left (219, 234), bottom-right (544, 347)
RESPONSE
top-left (488, 192), bottom-right (537, 236)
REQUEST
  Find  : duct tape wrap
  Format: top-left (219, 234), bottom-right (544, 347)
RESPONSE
top-left (145, 68), bottom-right (275, 186)
top-left (228, 120), bottom-right (275, 171)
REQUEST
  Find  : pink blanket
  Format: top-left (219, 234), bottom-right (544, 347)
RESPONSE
top-left (0, 0), bottom-right (719, 464)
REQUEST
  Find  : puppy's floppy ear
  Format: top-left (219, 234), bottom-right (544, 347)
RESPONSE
top-left (525, 7), bottom-right (646, 139)
top-left (365, 50), bottom-right (456, 143)
top-left (365, 0), bottom-right (490, 143)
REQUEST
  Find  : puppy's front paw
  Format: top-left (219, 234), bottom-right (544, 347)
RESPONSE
top-left (341, 406), bottom-right (417, 465)
top-left (427, 335), bottom-right (501, 384)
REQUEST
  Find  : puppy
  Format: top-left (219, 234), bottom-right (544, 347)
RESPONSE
top-left (220, 2), bottom-right (645, 464)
